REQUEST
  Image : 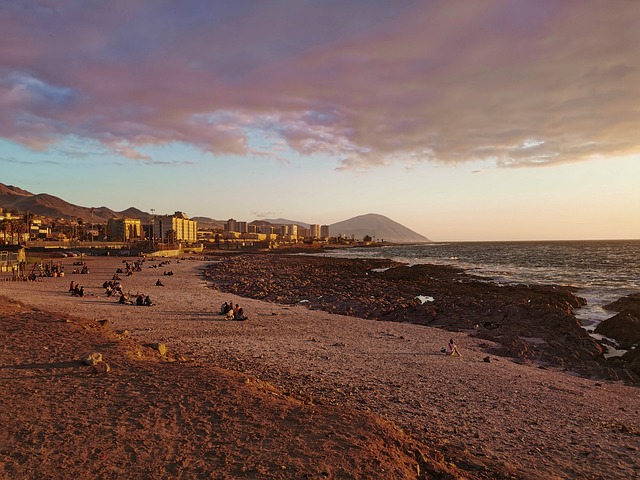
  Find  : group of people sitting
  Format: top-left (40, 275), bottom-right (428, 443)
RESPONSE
top-left (69, 281), bottom-right (84, 297)
top-left (71, 264), bottom-right (89, 275)
top-left (103, 280), bottom-right (123, 297)
top-left (219, 301), bottom-right (248, 321)
top-left (118, 292), bottom-right (153, 306)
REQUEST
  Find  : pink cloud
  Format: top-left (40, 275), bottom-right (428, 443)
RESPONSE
top-left (0, 0), bottom-right (638, 169)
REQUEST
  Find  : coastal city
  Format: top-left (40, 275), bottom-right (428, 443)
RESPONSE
top-left (0, 206), bottom-right (340, 269)
top-left (0, 207), bottom-right (331, 247)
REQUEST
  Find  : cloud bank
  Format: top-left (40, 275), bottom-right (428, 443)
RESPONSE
top-left (1, 0), bottom-right (638, 169)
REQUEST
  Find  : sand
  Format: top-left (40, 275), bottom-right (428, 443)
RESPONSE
top-left (1, 255), bottom-right (639, 479)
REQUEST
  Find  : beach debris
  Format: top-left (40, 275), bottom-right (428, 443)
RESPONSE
top-left (483, 356), bottom-right (491, 363)
top-left (415, 295), bottom-right (435, 304)
top-left (81, 352), bottom-right (103, 365)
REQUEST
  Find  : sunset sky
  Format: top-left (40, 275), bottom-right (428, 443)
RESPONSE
top-left (1, 0), bottom-right (639, 241)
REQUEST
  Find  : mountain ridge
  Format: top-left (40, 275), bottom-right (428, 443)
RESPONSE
top-left (0, 183), bottom-right (430, 242)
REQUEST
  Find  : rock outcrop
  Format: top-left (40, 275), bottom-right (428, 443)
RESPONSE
top-left (594, 312), bottom-right (640, 350)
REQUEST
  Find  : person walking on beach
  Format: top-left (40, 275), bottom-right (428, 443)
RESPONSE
top-left (445, 339), bottom-right (461, 356)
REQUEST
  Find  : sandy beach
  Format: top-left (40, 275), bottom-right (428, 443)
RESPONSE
top-left (1, 255), bottom-right (639, 479)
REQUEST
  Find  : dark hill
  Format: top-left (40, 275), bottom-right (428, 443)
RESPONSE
top-left (329, 213), bottom-right (430, 244)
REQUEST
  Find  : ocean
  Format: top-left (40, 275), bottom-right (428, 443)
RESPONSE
top-left (320, 240), bottom-right (640, 329)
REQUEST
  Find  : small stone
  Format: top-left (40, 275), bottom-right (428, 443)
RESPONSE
top-left (152, 343), bottom-right (168, 356)
top-left (81, 352), bottom-right (103, 365)
top-left (483, 356), bottom-right (491, 363)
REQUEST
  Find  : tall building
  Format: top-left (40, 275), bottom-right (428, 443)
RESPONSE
top-left (107, 218), bottom-right (142, 242)
top-left (320, 225), bottom-right (330, 239)
top-left (154, 212), bottom-right (197, 244)
top-left (225, 218), bottom-right (237, 233)
top-left (310, 224), bottom-right (320, 239)
top-left (237, 221), bottom-right (248, 233)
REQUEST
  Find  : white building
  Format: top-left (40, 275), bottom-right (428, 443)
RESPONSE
top-left (154, 211), bottom-right (197, 244)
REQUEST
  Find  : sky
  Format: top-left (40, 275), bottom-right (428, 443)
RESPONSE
top-left (1, 0), bottom-right (639, 242)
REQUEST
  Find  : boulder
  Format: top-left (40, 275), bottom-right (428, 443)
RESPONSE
top-left (622, 347), bottom-right (640, 377)
top-left (594, 312), bottom-right (640, 349)
top-left (603, 293), bottom-right (640, 316)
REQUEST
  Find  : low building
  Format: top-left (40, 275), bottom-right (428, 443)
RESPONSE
top-left (0, 245), bottom-right (26, 272)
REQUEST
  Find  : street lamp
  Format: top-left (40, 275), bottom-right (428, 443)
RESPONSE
top-left (90, 207), bottom-right (94, 245)
top-left (150, 208), bottom-right (155, 249)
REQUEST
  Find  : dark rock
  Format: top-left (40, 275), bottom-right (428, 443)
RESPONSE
top-left (594, 312), bottom-right (640, 349)
top-left (603, 293), bottom-right (640, 316)
top-left (622, 347), bottom-right (640, 377)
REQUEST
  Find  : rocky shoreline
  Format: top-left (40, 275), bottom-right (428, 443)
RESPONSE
top-left (204, 253), bottom-right (639, 383)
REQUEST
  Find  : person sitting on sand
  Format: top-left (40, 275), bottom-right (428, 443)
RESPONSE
top-left (143, 295), bottom-right (153, 306)
top-left (156, 279), bottom-right (164, 286)
top-left (445, 339), bottom-right (461, 356)
top-left (220, 302), bottom-right (230, 315)
top-left (69, 281), bottom-right (75, 293)
top-left (225, 308), bottom-right (235, 320)
top-left (136, 294), bottom-right (144, 306)
top-left (235, 307), bottom-right (247, 321)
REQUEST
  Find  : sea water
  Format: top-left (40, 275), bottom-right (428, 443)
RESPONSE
top-left (321, 240), bottom-right (640, 328)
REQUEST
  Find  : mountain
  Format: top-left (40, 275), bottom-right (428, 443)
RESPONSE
top-left (0, 184), bottom-right (32, 196)
top-left (259, 218), bottom-right (311, 228)
top-left (329, 213), bottom-right (430, 244)
top-left (120, 207), bottom-right (153, 223)
top-left (0, 182), bottom-right (136, 223)
top-left (191, 216), bottom-right (225, 229)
